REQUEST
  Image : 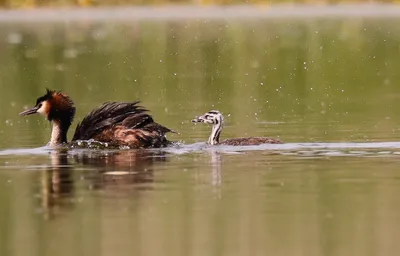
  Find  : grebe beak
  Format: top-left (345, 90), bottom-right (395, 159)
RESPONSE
top-left (192, 115), bottom-right (206, 123)
top-left (19, 106), bottom-right (39, 116)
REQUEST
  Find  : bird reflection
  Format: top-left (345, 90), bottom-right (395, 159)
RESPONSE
top-left (41, 149), bottom-right (74, 219)
top-left (41, 148), bottom-right (169, 218)
top-left (210, 150), bottom-right (222, 187)
top-left (74, 149), bottom-right (167, 190)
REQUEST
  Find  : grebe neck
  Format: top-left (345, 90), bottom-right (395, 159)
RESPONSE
top-left (49, 120), bottom-right (70, 146)
top-left (208, 121), bottom-right (223, 145)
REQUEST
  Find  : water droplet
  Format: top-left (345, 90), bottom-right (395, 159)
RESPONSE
top-left (7, 33), bottom-right (22, 44)
top-left (64, 48), bottom-right (78, 59)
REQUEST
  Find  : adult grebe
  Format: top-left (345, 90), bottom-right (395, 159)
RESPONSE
top-left (192, 110), bottom-right (282, 145)
top-left (19, 89), bottom-right (174, 148)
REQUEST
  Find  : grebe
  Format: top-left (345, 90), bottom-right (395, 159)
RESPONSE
top-left (19, 89), bottom-right (174, 148)
top-left (192, 110), bottom-right (282, 145)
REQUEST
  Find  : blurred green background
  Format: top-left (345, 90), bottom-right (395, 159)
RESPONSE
top-left (1, 18), bottom-right (400, 148)
top-left (0, 8), bottom-right (400, 256)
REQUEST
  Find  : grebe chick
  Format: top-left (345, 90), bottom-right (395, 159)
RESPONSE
top-left (192, 110), bottom-right (282, 146)
top-left (19, 89), bottom-right (174, 148)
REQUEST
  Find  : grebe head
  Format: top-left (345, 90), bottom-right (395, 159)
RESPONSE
top-left (192, 110), bottom-right (224, 145)
top-left (19, 89), bottom-right (75, 121)
top-left (19, 89), bottom-right (76, 145)
top-left (192, 110), bottom-right (223, 125)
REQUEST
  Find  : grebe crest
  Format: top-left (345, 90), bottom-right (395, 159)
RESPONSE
top-left (192, 110), bottom-right (282, 146)
top-left (20, 89), bottom-right (76, 120)
top-left (20, 89), bottom-right (76, 145)
top-left (20, 89), bottom-right (174, 148)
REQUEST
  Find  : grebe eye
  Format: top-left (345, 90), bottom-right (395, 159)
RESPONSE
top-left (38, 103), bottom-right (42, 108)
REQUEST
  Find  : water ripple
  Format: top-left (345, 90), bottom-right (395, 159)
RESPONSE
top-left (164, 142), bottom-right (400, 157)
top-left (1, 142), bottom-right (400, 157)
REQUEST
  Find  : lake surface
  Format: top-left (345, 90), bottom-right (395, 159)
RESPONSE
top-left (1, 5), bottom-right (400, 256)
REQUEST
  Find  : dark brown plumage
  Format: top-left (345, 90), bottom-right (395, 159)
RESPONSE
top-left (72, 101), bottom-right (172, 148)
top-left (19, 89), bottom-right (174, 148)
top-left (220, 137), bottom-right (282, 146)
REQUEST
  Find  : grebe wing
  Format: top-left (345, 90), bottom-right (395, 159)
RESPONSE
top-left (123, 114), bottom-right (173, 134)
top-left (72, 101), bottom-right (149, 141)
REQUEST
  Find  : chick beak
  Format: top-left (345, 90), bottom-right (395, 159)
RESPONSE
top-left (192, 115), bottom-right (206, 123)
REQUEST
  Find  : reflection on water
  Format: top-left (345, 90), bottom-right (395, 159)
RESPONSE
top-left (41, 150), bottom-right (74, 219)
top-left (75, 149), bottom-right (167, 190)
top-left (41, 148), bottom-right (170, 218)
top-left (210, 150), bottom-right (222, 187)
top-left (2, 144), bottom-right (400, 256)
top-left (2, 143), bottom-right (400, 255)
top-left (1, 7), bottom-right (400, 256)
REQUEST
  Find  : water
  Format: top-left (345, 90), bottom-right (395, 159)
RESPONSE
top-left (1, 5), bottom-right (400, 255)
